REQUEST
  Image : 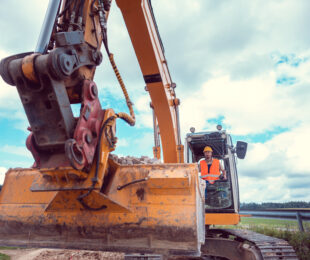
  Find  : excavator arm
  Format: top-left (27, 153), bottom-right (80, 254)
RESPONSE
top-left (0, 0), bottom-right (120, 173)
top-left (0, 0), bottom-right (183, 167)
top-left (116, 0), bottom-right (183, 163)
top-left (0, 0), bottom-right (203, 257)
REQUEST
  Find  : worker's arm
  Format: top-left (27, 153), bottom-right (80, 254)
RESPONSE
top-left (219, 163), bottom-right (227, 180)
top-left (197, 158), bottom-right (204, 172)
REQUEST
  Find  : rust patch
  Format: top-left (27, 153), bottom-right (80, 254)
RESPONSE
top-left (136, 188), bottom-right (145, 201)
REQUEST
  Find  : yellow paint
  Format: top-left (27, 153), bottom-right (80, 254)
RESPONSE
top-left (21, 54), bottom-right (39, 83)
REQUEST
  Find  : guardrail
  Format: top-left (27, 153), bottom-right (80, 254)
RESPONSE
top-left (240, 209), bottom-right (310, 232)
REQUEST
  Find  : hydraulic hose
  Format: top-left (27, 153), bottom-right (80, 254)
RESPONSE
top-left (97, 0), bottom-right (135, 127)
top-left (109, 53), bottom-right (135, 126)
top-left (76, 115), bottom-right (116, 211)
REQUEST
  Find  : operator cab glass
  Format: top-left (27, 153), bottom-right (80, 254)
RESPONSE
top-left (203, 158), bottom-right (231, 209)
top-left (185, 129), bottom-right (242, 213)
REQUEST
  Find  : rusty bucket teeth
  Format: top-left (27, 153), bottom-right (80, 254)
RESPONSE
top-left (0, 163), bottom-right (205, 256)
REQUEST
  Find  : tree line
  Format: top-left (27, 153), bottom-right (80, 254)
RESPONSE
top-left (240, 201), bottom-right (310, 210)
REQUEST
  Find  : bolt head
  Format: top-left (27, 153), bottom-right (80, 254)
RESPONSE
top-left (85, 133), bottom-right (92, 144)
top-left (90, 84), bottom-right (98, 98)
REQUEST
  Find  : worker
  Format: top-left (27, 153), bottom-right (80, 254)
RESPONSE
top-left (199, 146), bottom-right (226, 184)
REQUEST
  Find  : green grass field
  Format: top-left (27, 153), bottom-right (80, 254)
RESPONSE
top-left (0, 253), bottom-right (9, 260)
top-left (0, 247), bottom-right (21, 260)
top-left (216, 217), bottom-right (310, 231)
top-left (239, 217), bottom-right (310, 231)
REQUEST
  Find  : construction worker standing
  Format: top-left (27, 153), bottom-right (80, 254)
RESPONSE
top-left (199, 146), bottom-right (226, 184)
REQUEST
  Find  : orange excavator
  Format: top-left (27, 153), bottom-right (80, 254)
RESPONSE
top-left (0, 1), bottom-right (297, 259)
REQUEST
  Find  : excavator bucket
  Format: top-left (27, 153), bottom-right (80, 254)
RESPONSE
top-left (0, 161), bottom-right (205, 256)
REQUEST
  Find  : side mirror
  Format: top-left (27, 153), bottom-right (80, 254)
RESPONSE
top-left (236, 141), bottom-right (247, 159)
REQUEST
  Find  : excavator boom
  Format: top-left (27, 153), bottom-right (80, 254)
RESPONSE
top-left (116, 0), bottom-right (184, 163)
top-left (0, 0), bottom-right (203, 257)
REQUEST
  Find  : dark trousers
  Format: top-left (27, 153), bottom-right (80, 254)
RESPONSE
top-left (205, 180), bottom-right (209, 199)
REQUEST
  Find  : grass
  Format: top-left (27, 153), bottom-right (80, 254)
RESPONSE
top-left (216, 217), bottom-right (310, 260)
top-left (239, 217), bottom-right (310, 231)
top-left (0, 246), bottom-right (20, 260)
top-left (0, 247), bottom-right (19, 250)
top-left (0, 253), bottom-right (9, 260)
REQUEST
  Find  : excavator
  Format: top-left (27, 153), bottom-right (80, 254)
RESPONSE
top-left (0, 0), bottom-right (298, 259)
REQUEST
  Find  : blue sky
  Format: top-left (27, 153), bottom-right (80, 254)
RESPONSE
top-left (1, 0), bottom-right (310, 202)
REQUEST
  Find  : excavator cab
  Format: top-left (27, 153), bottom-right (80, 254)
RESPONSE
top-left (183, 129), bottom-right (297, 260)
top-left (184, 126), bottom-right (247, 214)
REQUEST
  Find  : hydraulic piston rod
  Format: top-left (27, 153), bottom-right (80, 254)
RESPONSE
top-left (35, 0), bottom-right (61, 53)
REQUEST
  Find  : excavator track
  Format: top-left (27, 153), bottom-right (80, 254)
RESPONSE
top-left (201, 228), bottom-right (298, 260)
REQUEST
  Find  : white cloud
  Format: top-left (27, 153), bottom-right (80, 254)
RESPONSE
top-left (131, 94), bottom-right (153, 129)
top-left (150, 0), bottom-right (310, 89)
top-left (0, 145), bottom-right (32, 159)
top-left (0, 1), bottom-right (48, 52)
top-left (116, 138), bottom-right (129, 147)
top-left (0, 167), bottom-right (7, 185)
top-left (135, 95), bottom-right (150, 113)
top-left (180, 56), bottom-right (310, 136)
top-left (0, 50), bottom-right (28, 131)
top-left (136, 113), bottom-right (153, 129)
top-left (239, 176), bottom-right (292, 202)
top-left (0, 50), bottom-right (21, 109)
top-left (238, 124), bottom-right (310, 202)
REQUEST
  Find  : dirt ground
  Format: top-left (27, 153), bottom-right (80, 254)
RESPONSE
top-left (0, 248), bottom-right (124, 260)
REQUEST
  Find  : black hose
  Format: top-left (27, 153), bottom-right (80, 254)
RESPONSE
top-left (76, 115), bottom-right (116, 210)
top-left (58, 0), bottom-right (72, 18)
top-left (77, 189), bottom-right (107, 211)
top-left (73, 0), bottom-right (79, 12)
top-left (117, 177), bottom-right (148, 191)
top-left (78, 0), bottom-right (85, 17)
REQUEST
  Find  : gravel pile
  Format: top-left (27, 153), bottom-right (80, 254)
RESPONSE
top-left (0, 248), bottom-right (124, 260)
top-left (109, 154), bottom-right (161, 165)
top-left (33, 249), bottom-right (124, 260)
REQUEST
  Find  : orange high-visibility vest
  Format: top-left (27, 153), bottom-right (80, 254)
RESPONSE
top-left (200, 159), bottom-right (220, 184)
